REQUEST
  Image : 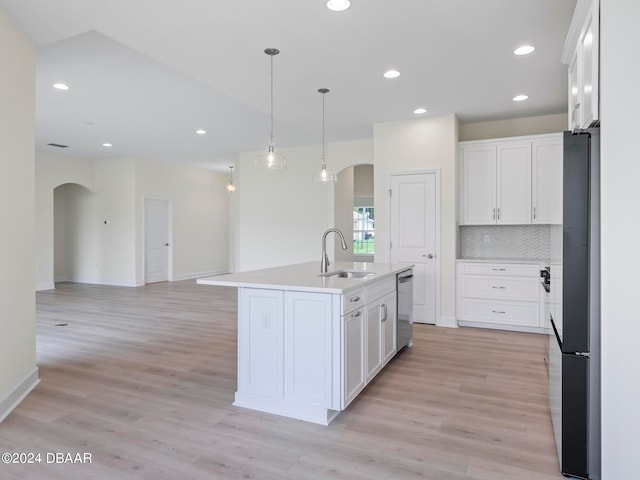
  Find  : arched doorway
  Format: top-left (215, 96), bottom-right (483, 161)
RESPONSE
top-left (334, 164), bottom-right (374, 263)
top-left (53, 183), bottom-right (96, 284)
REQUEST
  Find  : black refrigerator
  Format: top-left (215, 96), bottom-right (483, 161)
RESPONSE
top-left (548, 128), bottom-right (600, 479)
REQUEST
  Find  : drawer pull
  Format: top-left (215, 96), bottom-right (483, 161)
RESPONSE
top-left (492, 268), bottom-right (506, 271)
top-left (351, 311), bottom-right (362, 318)
top-left (350, 296), bottom-right (361, 302)
top-left (492, 286), bottom-right (506, 290)
top-left (492, 310), bottom-right (506, 314)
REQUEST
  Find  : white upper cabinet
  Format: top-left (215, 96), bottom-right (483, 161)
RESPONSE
top-left (563, 0), bottom-right (599, 129)
top-left (497, 142), bottom-right (531, 224)
top-left (532, 136), bottom-right (563, 224)
top-left (459, 133), bottom-right (562, 226)
top-left (460, 145), bottom-right (497, 224)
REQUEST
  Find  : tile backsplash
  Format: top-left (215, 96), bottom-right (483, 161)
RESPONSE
top-left (460, 225), bottom-right (550, 260)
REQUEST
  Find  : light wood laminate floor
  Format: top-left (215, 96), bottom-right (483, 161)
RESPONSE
top-left (0, 281), bottom-right (563, 479)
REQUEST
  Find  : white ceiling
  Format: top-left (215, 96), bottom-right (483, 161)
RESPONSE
top-left (1, 0), bottom-right (576, 170)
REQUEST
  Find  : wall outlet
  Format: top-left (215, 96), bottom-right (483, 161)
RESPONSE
top-left (484, 235), bottom-right (490, 243)
top-left (262, 313), bottom-right (271, 329)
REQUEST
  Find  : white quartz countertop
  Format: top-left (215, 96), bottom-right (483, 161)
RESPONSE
top-left (197, 261), bottom-right (414, 294)
top-left (456, 258), bottom-right (544, 265)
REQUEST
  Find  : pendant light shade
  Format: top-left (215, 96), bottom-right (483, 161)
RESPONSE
top-left (313, 88), bottom-right (337, 183)
top-left (254, 48), bottom-right (287, 171)
top-left (225, 166), bottom-right (236, 192)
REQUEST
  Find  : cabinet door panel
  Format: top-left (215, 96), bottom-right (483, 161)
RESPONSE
top-left (581, 18), bottom-right (596, 127)
top-left (461, 145), bottom-right (497, 224)
top-left (343, 307), bottom-right (365, 408)
top-left (285, 292), bottom-right (333, 408)
top-left (381, 292), bottom-right (397, 365)
top-left (532, 138), bottom-right (563, 224)
top-left (497, 142), bottom-right (531, 224)
top-left (365, 300), bottom-right (383, 382)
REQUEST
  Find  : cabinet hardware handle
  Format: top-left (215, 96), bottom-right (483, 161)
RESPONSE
top-left (497, 208), bottom-right (501, 220)
top-left (492, 310), bottom-right (506, 314)
top-left (351, 311), bottom-right (361, 318)
top-left (533, 207), bottom-right (536, 220)
top-left (493, 208), bottom-right (496, 220)
top-left (492, 286), bottom-right (506, 289)
top-left (381, 304), bottom-right (388, 322)
top-left (492, 268), bottom-right (506, 271)
top-left (350, 296), bottom-right (360, 302)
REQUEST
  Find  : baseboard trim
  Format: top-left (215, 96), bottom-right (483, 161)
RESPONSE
top-left (436, 315), bottom-right (458, 328)
top-left (35, 282), bottom-right (55, 292)
top-left (66, 277), bottom-right (140, 287)
top-left (0, 367), bottom-right (40, 423)
top-left (458, 320), bottom-right (548, 335)
top-left (173, 270), bottom-right (230, 282)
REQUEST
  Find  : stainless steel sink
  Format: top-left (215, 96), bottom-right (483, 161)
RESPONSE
top-left (320, 270), bottom-right (376, 279)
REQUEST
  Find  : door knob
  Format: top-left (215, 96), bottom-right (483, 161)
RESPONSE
top-left (427, 253), bottom-right (434, 259)
top-left (165, 243), bottom-right (170, 246)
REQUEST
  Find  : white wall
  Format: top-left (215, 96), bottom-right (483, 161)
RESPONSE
top-left (459, 113), bottom-right (568, 141)
top-left (36, 153), bottom-right (229, 288)
top-left (233, 139), bottom-right (373, 272)
top-left (600, 0), bottom-right (640, 477)
top-left (373, 114), bottom-right (459, 326)
top-left (134, 157), bottom-right (230, 283)
top-left (0, 6), bottom-right (38, 421)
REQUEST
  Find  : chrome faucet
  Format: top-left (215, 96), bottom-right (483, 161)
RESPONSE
top-left (321, 228), bottom-right (348, 273)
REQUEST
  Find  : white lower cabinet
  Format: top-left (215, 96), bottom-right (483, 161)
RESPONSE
top-left (236, 277), bottom-right (399, 424)
top-left (284, 291), bottom-right (336, 408)
top-left (344, 276), bottom-right (397, 408)
top-left (456, 262), bottom-right (546, 332)
top-left (381, 291), bottom-right (397, 365)
top-left (343, 306), bottom-right (365, 407)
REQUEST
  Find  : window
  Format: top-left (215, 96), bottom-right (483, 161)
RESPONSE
top-left (353, 207), bottom-right (374, 255)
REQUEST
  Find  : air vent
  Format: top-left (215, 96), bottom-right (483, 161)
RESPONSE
top-left (47, 143), bottom-right (69, 148)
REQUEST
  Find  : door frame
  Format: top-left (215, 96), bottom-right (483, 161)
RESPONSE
top-left (387, 169), bottom-right (441, 325)
top-left (143, 197), bottom-right (173, 284)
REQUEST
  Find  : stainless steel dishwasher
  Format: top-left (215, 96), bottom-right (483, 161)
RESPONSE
top-left (396, 269), bottom-right (414, 351)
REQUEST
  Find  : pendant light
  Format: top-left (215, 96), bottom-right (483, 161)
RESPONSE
top-left (225, 166), bottom-right (236, 192)
top-left (254, 48), bottom-right (287, 170)
top-left (313, 88), bottom-right (337, 183)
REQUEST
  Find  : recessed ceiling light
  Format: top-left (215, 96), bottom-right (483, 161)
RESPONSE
top-left (102, 143), bottom-right (112, 147)
top-left (326, 0), bottom-right (350, 11)
top-left (383, 70), bottom-right (400, 79)
top-left (413, 108), bottom-right (427, 114)
top-left (513, 94), bottom-right (529, 102)
top-left (514, 45), bottom-right (536, 56)
top-left (196, 129), bottom-right (206, 135)
top-left (53, 83), bottom-right (70, 90)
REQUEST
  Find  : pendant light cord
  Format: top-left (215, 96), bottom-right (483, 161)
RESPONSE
top-left (322, 92), bottom-right (325, 161)
top-left (270, 53), bottom-right (274, 143)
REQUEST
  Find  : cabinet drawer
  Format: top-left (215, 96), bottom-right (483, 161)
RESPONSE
top-left (460, 298), bottom-right (539, 327)
top-left (343, 289), bottom-right (365, 314)
top-left (460, 275), bottom-right (540, 302)
top-left (459, 263), bottom-right (539, 277)
top-left (366, 276), bottom-right (395, 302)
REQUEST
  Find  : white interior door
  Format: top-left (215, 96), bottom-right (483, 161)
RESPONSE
top-left (390, 172), bottom-right (438, 324)
top-left (145, 199), bottom-right (170, 284)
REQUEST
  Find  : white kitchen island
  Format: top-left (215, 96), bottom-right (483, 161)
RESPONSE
top-left (197, 261), bottom-right (413, 425)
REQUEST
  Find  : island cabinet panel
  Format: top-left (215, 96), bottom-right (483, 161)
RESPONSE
top-left (365, 300), bottom-right (383, 382)
top-left (284, 291), bottom-right (336, 408)
top-left (381, 291), bottom-right (397, 365)
top-left (343, 306), bottom-right (365, 408)
top-left (238, 288), bottom-right (285, 397)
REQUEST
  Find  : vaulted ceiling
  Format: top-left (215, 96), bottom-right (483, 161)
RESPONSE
top-left (0, 0), bottom-right (576, 169)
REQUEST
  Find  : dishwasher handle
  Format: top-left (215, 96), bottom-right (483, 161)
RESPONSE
top-left (398, 274), bottom-right (413, 283)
